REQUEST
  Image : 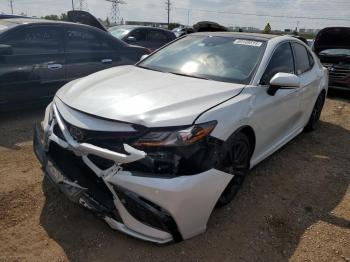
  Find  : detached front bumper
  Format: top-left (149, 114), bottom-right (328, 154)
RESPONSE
top-left (33, 103), bottom-right (232, 243)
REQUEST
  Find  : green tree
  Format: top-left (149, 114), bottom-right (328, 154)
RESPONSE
top-left (263, 23), bottom-right (272, 34)
top-left (42, 14), bottom-right (59, 21)
top-left (60, 13), bottom-right (68, 21)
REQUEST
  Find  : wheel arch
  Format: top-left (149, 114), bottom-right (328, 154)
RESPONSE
top-left (233, 125), bottom-right (256, 158)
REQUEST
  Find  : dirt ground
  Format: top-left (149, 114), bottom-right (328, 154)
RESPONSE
top-left (0, 90), bottom-right (349, 262)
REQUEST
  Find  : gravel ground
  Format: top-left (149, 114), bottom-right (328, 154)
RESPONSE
top-left (0, 90), bottom-right (349, 262)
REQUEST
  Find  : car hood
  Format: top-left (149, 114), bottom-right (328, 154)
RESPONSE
top-left (314, 27), bottom-right (350, 55)
top-left (56, 66), bottom-right (245, 127)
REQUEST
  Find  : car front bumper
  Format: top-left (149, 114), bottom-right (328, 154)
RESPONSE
top-left (33, 103), bottom-right (232, 243)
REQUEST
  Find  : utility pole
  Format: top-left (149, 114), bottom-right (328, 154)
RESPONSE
top-left (187, 9), bottom-right (190, 26)
top-left (71, 0), bottom-right (75, 10)
top-left (9, 0), bottom-right (14, 14)
top-left (106, 0), bottom-right (126, 25)
top-left (165, 0), bottom-right (171, 29)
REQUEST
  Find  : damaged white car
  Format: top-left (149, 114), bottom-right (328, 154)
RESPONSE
top-left (34, 32), bottom-right (328, 244)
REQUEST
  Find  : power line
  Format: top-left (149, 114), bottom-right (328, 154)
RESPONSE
top-left (173, 6), bottom-right (350, 22)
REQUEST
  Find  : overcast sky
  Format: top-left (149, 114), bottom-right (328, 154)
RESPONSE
top-left (1, 0), bottom-right (349, 30)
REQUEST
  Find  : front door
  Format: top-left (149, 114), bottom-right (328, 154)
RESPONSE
top-left (252, 42), bottom-right (301, 159)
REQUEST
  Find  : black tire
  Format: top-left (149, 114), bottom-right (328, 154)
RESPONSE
top-left (216, 132), bottom-right (251, 207)
top-left (304, 92), bottom-right (325, 132)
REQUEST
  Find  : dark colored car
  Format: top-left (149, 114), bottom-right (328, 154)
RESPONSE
top-left (314, 27), bottom-right (350, 91)
top-left (0, 18), bottom-right (149, 111)
top-left (0, 14), bottom-right (28, 19)
top-left (109, 25), bottom-right (176, 52)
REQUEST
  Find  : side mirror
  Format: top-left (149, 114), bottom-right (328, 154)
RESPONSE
top-left (267, 73), bottom-right (300, 96)
top-left (0, 44), bottom-right (13, 55)
top-left (140, 54), bottom-right (149, 61)
top-left (125, 36), bottom-right (136, 43)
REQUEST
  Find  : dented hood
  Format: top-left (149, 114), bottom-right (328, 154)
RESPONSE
top-left (56, 66), bottom-right (244, 127)
top-left (314, 27), bottom-right (350, 54)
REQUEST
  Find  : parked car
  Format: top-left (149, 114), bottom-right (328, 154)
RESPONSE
top-left (0, 18), bottom-right (149, 111)
top-left (109, 25), bottom-right (176, 52)
top-left (172, 26), bottom-right (194, 38)
top-left (314, 27), bottom-right (350, 91)
top-left (0, 13), bottom-right (28, 19)
top-left (34, 32), bottom-right (328, 244)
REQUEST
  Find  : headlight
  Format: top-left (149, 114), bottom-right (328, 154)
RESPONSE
top-left (41, 102), bottom-right (53, 130)
top-left (133, 121), bottom-right (217, 147)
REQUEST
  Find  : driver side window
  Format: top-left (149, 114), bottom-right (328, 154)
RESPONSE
top-left (261, 42), bottom-right (295, 85)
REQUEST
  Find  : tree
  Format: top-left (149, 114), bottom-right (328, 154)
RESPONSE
top-left (60, 13), bottom-right (68, 21)
top-left (42, 14), bottom-right (59, 21)
top-left (263, 23), bottom-right (272, 34)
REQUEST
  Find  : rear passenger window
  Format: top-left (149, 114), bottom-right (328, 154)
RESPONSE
top-left (66, 28), bottom-right (108, 52)
top-left (148, 30), bottom-right (168, 41)
top-left (129, 29), bottom-right (146, 41)
top-left (3, 26), bottom-right (61, 55)
top-left (293, 43), bottom-right (312, 74)
top-left (308, 51), bottom-right (315, 68)
top-left (261, 42), bottom-right (295, 85)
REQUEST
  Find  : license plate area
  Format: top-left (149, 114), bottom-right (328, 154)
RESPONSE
top-left (45, 161), bottom-right (87, 203)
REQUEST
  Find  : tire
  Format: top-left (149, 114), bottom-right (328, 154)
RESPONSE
top-left (304, 92), bottom-right (325, 132)
top-left (216, 132), bottom-right (251, 207)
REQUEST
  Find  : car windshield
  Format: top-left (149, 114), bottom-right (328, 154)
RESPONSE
top-left (108, 27), bottom-right (131, 39)
top-left (138, 35), bottom-right (266, 84)
top-left (320, 49), bottom-right (350, 56)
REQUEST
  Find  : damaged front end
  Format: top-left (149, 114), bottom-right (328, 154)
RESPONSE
top-left (33, 101), bottom-right (232, 243)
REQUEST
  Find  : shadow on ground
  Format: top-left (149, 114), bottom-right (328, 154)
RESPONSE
top-left (0, 106), bottom-right (45, 149)
top-left (39, 120), bottom-right (350, 262)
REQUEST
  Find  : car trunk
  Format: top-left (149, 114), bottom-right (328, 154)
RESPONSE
top-left (67, 10), bottom-right (107, 32)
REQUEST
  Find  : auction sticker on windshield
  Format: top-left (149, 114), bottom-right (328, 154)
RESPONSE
top-left (233, 39), bottom-right (263, 47)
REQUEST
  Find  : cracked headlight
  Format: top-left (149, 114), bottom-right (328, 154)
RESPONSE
top-left (133, 121), bottom-right (217, 147)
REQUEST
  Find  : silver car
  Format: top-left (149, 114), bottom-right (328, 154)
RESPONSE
top-left (34, 32), bottom-right (328, 244)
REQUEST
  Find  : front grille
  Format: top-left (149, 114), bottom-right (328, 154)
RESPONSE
top-left (325, 65), bottom-right (350, 80)
top-left (49, 142), bottom-right (116, 214)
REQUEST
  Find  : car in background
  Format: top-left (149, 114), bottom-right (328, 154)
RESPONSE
top-left (307, 39), bottom-right (314, 48)
top-left (314, 27), bottom-right (350, 91)
top-left (0, 18), bottom-right (149, 111)
top-left (172, 26), bottom-right (194, 38)
top-left (109, 25), bottom-right (176, 52)
top-left (34, 32), bottom-right (328, 244)
top-left (0, 13), bottom-right (28, 19)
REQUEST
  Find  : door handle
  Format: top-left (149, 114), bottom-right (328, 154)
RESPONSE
top-left (48, 64), bottom-right (63, 70)
top-left (101, 58), bottom-right (113, 64)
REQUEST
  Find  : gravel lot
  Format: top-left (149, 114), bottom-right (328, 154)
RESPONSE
top-left (0, 90), bottom-right (349, 262)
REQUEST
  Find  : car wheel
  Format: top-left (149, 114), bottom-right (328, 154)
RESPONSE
top-left (304, 92), bottom-right (325, 132)
top-left (216, 133), bottom-right (251, 207)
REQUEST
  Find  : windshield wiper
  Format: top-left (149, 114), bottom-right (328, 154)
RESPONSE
top-left (167, 72), bottom-right (210, 80)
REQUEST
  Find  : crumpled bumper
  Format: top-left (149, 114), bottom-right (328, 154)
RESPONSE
top-left (33, 102), bottom-right (232, 243)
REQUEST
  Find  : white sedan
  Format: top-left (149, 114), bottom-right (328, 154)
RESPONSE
top-left (34, 32), bottom-right (328, 244)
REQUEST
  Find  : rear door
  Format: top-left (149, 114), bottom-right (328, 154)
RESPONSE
top-left (64, 25), bottom-right (125, 81)
top-left (292, 42), bottom-right (321, 127)
top-left (0, 24), bottom-right (65, 109)
top-left (124, 28), bottom-right (148, 48)
top-left (148, 29), bottom-right (172, 51)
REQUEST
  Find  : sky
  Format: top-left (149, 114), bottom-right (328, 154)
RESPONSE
top-left (0, 0), bottom-right (350, 30)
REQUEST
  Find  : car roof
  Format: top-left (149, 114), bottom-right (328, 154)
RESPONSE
top-left (191, 31), bottom-right (279, 41)
top-left (110, 25), bottom-right (172, 32)
top-left (0, 18), bottom-right (96, 28)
